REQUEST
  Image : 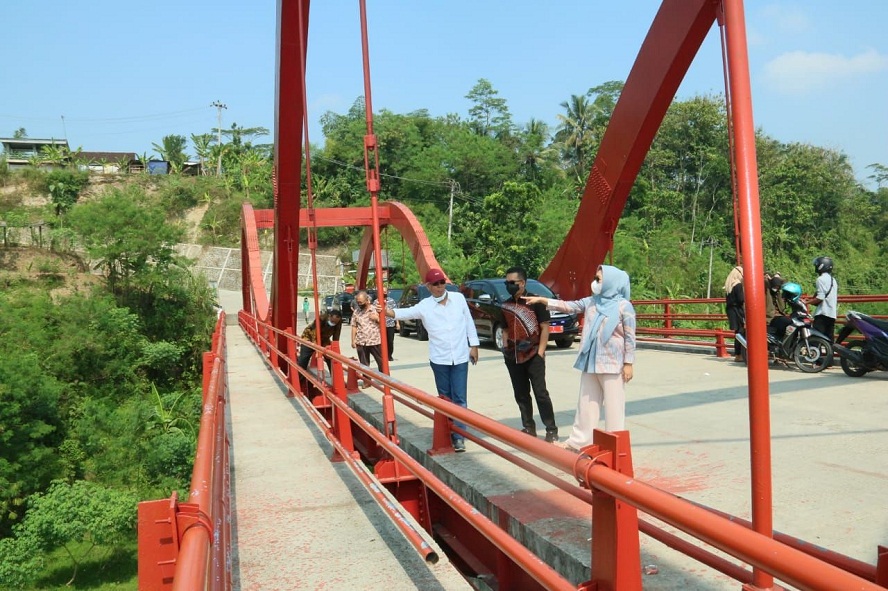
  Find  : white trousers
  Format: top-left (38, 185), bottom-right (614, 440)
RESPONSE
top-left (564, 372), bottom-right (625, 448)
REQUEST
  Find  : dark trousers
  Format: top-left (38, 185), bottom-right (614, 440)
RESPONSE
top-left (505, 355), bottom-right (556, 434)
top-left (813, 315), bottom-right (836, 343)
top-left (385, 326), bottom-right (395, 360)
top-left (357, 344), bottom-right (383, 372)
top-left (298, 345), bottom-right (331, 372)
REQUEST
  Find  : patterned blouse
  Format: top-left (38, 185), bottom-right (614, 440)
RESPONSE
top-left (548, 297), bottom-right (636, 374)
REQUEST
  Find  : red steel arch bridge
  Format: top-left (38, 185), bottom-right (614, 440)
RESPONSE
top-left (137, 1), bottom-right (888, 590)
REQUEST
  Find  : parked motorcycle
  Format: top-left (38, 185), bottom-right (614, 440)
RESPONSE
top-left (833, 311), bottom-right (888, 377)
top-left (735, 283), bottom-right (833, 373)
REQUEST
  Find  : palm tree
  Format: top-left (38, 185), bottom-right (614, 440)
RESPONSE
top-left (554, 94), bottom-right (599, 172)
top-left (191, 133), bottom-right (214, 175)
top-left (151, 134), bottom-right (188, 173)
top-left (518, 119), bottom-right (555, 182)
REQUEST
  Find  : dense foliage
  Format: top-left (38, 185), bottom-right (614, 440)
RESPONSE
top-left (304, 81), bottom-right (887, 296)
top-left (0, 178), bottom-right (216, 588)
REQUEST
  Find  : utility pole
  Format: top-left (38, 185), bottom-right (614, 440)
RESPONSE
top-left (447, 180), bottom-right (455, 244)
top-left (211, 101), bottom-right (227, 176)
top-left (703, 237), bottom-right (718, 299)
top-left (60, 115), bottom-right (68, 142)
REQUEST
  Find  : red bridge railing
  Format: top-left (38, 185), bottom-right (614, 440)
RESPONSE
top-left (234, 310), bottom-right (888, 591)
top-left (632, 294), bottom-right (888, 357)
top-left (137, 314), bottom-right (231, 591)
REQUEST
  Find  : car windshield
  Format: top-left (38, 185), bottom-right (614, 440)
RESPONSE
top-left (491, 279), bottom-right (555, 300)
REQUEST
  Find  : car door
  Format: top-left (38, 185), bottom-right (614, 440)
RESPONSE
top-left (466, 280), bottom-right (498, 340)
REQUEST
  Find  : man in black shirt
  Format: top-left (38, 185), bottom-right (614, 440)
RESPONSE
top-left (501, 266), bottom-right (558, 442)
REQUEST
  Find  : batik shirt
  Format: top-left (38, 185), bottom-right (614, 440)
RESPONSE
top-left (502, 297), bottom-right (550, 364)
top-left (300, 315), bottom-right (341, 346)
top-left (352, 305), bottom-right (381, 346)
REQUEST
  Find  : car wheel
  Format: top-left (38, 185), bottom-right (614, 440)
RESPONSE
top-left (399, 324), bottom-right (410, 337)
top-left (494, 324), bottom-right (504, 351)
top-left (418, 320), bottom-right (429, 341)
top-left (555, 337), bottom-right (573, 349)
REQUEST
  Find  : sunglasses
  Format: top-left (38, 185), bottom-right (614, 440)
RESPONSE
top-left (505, 280), bottom-right (522, 286)
top-left (429, 280), bottom-right (446, 286)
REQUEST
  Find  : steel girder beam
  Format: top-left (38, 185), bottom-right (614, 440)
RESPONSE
top-left (251, 202), bottom-right (445, 290)
top-left (273, 0), bottom-right (310, 337)
top-left (540, 0), bottom-right (719, 301)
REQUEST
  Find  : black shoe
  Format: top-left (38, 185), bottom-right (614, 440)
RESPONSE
top-left (521, 428), bottom-right (538, 438)
top-left (453, 439), bottom-right (466, 453)
top-left (545, 431), bottom-right (559, 443)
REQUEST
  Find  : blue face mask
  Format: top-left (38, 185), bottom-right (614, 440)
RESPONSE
top-left (433, 292), bottom-right (448, 303)
top-left (327, 320), bottom-right (336, 327)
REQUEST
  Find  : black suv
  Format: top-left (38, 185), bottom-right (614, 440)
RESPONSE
top-left (461, 278), bottom-right (579, 350)
top-left (397, 283), bottom-right (460, 340)
top-left (331, 292), bottom-right (355, 324)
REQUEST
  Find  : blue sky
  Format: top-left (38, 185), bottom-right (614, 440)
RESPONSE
top-left (3, 1), bottom-right (886, 186)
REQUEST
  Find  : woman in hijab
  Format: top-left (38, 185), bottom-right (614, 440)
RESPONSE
top-left (523, 264), bottom-right (636, 450)
top-left (724, 264), bottom-right (745, 361)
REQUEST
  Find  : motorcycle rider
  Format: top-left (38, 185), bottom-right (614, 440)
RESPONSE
top-left (805, 256), bottom-right (838, 344)
top-left (769, 282), bottom-right (804, 339)
top-left (764, 272), bottom-right (786, 324)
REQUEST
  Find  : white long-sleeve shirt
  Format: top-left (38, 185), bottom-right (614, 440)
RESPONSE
top-left (393, 292), bottom-right (480, 365)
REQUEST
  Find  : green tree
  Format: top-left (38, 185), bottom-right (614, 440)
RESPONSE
top-left (517, 118), bottom-right (559, 186)
top-left (867, 162), bottom-right (888, 189)
top-left (67, 186), bottom-right (185, 293)
top-left (465, 78), bottom-right (513, 138)
top-left (0, 349), bottom-right (63, 536)
top-left (14, 480), bottom-right (137, 586)
top-left (12, 127), bottom-right (27, 139)
top-left (554, 94), bottom-right (598, 179)
top-left (152, 134), bottom-right (189, 173)
top-left (455, 181), bottom-right (546, 277)
top-left (191, 132), bottom-right (215, 175)
top-left (45, 169), bottom-right (89, 216)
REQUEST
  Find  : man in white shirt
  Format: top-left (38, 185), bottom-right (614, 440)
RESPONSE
top-left (806, 255), bottom-right (838, 344)
top-left (385, 268), bottom-right (479, 452)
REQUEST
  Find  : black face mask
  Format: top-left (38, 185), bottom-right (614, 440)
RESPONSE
top-left (505, 282), bottom-right (520, 296)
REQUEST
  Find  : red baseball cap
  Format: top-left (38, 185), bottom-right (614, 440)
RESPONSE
top-left (425, 268), bottom-right (447, 283)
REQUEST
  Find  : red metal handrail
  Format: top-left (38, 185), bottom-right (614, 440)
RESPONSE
top-left (631, 294), bottom-right (888, 356)
top-left (239, 311), bottom-right (887, 591)
top-left (138, 313), bottom-right (230, 591)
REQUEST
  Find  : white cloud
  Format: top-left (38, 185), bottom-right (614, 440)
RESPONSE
top-left (763, 49), bottom-right (888, 94)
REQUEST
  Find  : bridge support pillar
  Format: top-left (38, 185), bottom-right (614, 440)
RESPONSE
top-left (579, 430), bottom-right (642, 591)
top-left (427, 395), bottom-right (455, 455)
top-left (328, 342), bottom-right (356, 462)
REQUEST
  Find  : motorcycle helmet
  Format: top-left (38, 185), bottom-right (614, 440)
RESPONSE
top-left (781, 282), bottom-right (803, 303)
top-left (813, 256), bottom-right (833, 274)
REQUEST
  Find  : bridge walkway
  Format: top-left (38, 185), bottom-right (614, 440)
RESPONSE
top-left (221, 291), bottom-right (888, 590)
top-left (225, 316), bottom-right (471, 591)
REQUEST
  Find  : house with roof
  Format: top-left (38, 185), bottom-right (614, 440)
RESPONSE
top-left (0, 137), bottom-right (70, 169)
top-left (76, 151), bottom-right (142, 174)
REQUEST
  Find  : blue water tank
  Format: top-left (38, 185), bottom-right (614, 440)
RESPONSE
top-left (147, 160), bottom-right (170, 175)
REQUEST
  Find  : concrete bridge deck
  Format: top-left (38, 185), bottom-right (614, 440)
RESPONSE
top-left (221, 292), bottom-right (888, 590)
